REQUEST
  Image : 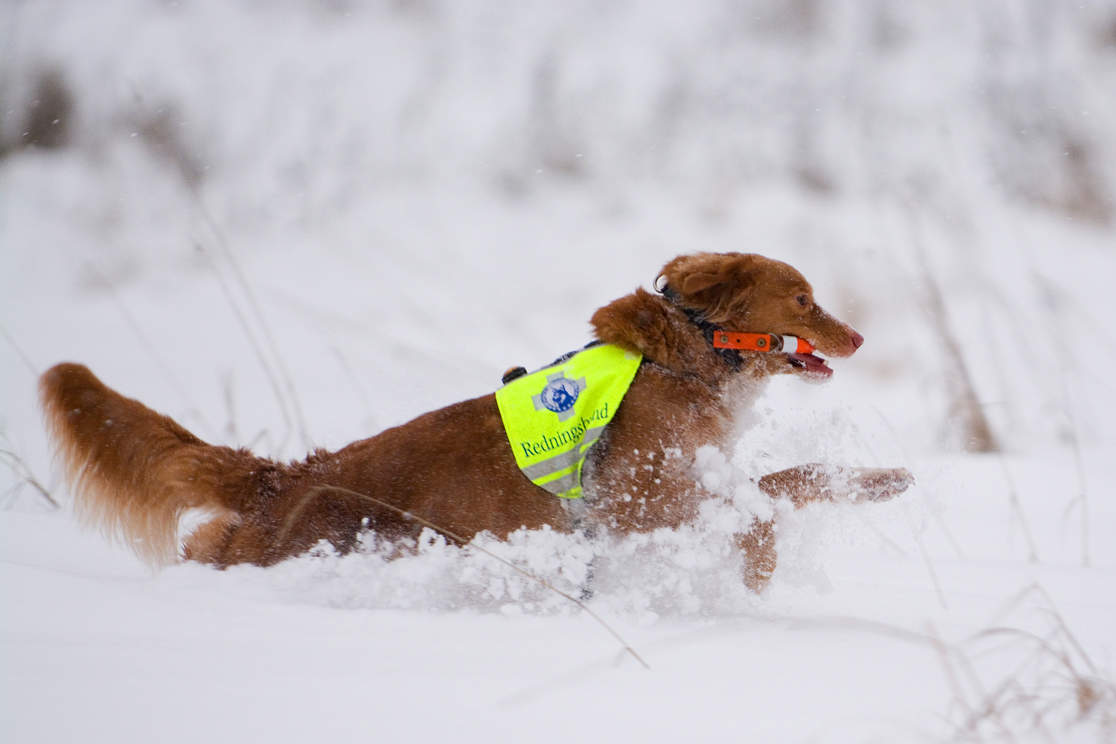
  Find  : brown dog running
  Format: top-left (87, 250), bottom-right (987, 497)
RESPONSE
top-left (40, 252), bottom-right (912, 592)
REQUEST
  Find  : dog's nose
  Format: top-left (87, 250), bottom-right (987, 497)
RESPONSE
top-left (851, 331), bottom-right (864, 350)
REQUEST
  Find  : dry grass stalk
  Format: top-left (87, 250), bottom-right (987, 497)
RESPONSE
top-left (937, 584), bottom-right (1116, 741)
top-left (0, 446), bottom-right (59, 510)
top-left (194, 193), bottom-right (313, 452)
top-left (194, 237), bottom-right (296, 453)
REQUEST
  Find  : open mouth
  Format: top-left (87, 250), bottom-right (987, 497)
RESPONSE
top-left (787, 352), bottom-right (832, 379)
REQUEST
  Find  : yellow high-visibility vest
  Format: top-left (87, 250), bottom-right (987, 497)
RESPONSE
top-left (495, 344), bottom-right (642, 499)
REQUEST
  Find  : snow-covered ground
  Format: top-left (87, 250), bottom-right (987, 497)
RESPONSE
top-left (2, 2), bottom-right (1115, 742)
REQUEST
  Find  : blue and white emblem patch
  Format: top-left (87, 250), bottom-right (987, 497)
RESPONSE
top-left (532, 372), bottom-right (587, 422)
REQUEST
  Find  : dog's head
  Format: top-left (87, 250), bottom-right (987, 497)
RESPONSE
top-left (657, 252), bottom-right (863, 380)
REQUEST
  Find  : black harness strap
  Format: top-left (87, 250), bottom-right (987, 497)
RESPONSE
top-left (500, 340), bottom-right (606, 386)
top-left (658, 284), bottom-right (744, 372)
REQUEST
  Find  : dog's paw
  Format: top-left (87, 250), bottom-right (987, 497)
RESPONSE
top-left (847, 467), bottom-right (914, 503)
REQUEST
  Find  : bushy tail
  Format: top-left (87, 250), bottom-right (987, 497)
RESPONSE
top-left (39, 363), bottom-right (257, 565)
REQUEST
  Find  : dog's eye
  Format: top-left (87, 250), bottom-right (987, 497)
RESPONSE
top-left (796, 294), bottom-right (810, 308)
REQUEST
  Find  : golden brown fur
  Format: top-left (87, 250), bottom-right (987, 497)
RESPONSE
top-left (40, 252), bottom-right (911, 591)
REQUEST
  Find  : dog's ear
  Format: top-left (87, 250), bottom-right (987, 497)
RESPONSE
top-left (659, 253), bottom-right (759, 323)
top-left (679, 271), bottom-right (724, 295)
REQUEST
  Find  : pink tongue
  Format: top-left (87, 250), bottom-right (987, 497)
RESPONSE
top-left (789, 352), bottom-right (833, 378)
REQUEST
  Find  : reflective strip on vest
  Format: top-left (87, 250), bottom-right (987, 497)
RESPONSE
top-left (495, 344), bottom-right (642, 499)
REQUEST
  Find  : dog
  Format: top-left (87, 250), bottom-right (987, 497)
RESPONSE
top-left (40, 252), bottom-right (912, 592)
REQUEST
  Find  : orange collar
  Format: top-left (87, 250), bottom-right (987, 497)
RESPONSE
top-left (711, 332), bottom-right (815, 354)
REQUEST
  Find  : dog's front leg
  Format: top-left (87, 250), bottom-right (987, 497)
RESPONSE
top-left (736, 465), bottom-right (913, 592)
top-left (757, 464), bottom-right (913, 508)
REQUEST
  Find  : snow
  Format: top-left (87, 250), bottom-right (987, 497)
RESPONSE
top-left (2, 1), bottom-right (1115, 742)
